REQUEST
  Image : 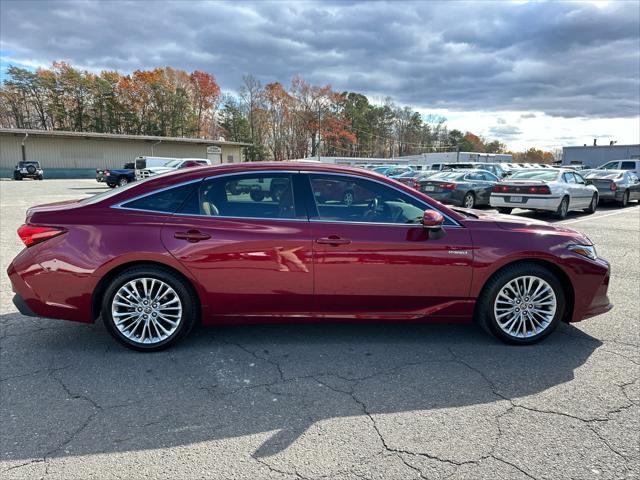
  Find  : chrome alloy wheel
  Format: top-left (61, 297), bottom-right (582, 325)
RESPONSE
top-left (493, 275), bottom-right (557, 339)
top-left (111, 277), bottom-right (183, 344)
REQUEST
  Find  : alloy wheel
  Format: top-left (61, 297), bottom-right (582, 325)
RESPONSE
top-left (464, 193), bottom-right (475, 208)
top-left (111, 277), bottom-right (183, 345)
top-left (493, 275), bottom-right (557, 339)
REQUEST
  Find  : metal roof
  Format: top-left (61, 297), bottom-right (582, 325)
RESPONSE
top-left (0, 128), bottom-right (252, 147)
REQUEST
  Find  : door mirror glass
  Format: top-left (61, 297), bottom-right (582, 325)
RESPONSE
top-left (422, 210), bottom-right (444, 229)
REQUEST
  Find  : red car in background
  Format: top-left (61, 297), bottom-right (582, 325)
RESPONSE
top-left (8, 163), bottom-right (611, 351)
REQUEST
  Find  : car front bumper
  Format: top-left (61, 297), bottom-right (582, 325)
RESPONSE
top-left (490, 194), bottom-right (561, 211)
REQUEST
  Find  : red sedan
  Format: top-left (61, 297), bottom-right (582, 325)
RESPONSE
top-left (7, 163), bottom-right (612, 351)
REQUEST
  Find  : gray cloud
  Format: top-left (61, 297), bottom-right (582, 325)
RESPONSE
top-left (488, 125), bottom-right (523, 139)
top-left (1, 0), bottom-right (638, 118)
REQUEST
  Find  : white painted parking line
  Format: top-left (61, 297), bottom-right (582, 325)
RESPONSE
top-left (559, 206), bottom-right (640, 225)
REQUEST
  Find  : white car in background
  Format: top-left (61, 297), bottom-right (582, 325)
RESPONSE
top-left (490, 168), bottom-right (598, 218)
top-left (135, 158), bottom-right (211, 180)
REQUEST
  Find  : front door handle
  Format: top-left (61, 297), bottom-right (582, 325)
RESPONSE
top-left (315, 235), bottom-right (351, 246)
top-left (174, 230), bottom-right (211, 243)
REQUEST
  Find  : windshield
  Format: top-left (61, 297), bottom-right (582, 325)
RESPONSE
top-left (510, 170), bottom-right (559, 181)
top-left (163, 159), bottom-right (182, 168)
top-left (432, 171), bottom-right (467, 180)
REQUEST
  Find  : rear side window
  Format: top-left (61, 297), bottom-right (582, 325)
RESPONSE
top-left (121, 183), bottom-right (197, 213)
top-left (621, 161), bottom-right (636, 170)
top-left (179, 173), bottom-right (299, 220)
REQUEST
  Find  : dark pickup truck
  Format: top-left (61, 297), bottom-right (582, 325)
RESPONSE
top-left (100, 162), bottom-right (136, 188)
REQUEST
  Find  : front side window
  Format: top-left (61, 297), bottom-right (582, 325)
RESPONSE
top-left (179, 173), bottom-right (297, 220)
top-left (308, 174), bottom-right (427, 224)
top-left (600, 161), bottom-right (619, 170)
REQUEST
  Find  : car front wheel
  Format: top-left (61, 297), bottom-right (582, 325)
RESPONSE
top-left (463, 192), bottom-right (475, 209)
top-left (118, 177), bottom-right (129, 187)
top-left (101, 266), bottom-right (197, 351)
top-left (476, 263), bottom-right (565, 345)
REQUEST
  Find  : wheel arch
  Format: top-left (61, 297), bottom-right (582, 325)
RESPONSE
top-left (475, 258), bottom-right (575, 324)
top-left (91, 260), bottom-right (203, 322)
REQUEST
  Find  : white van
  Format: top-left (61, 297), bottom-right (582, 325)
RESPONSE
top-left (135, 157), bottom-right (211, 180)
top-left (595, 159), bottom-right (640, 175)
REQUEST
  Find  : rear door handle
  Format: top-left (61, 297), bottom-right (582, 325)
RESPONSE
top-left (174, 230), bottom-right (211, 243)
top-left (315, 236), bottom-right (351, 246)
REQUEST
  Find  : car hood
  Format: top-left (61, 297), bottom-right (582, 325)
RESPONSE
top-left (454, 208), bottom-right (592, 243)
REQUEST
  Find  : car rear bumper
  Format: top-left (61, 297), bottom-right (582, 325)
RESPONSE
top-left (490, 194), bottom-right (560, 211)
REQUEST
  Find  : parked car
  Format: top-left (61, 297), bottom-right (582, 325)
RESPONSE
top-left (443, 162), bottom-right (506, 178)
top-left (105, 168), bottom-right (136, 188)
top-left (583, 170), bottom-right (640, 206)
top-left (8, 163), bottom-right (612, 351)
top-left (417, 169), bottom-right (500, 208)
top-left (490, 168), bottom-right (598, 218)
top-left (592, 159), bottom-right (640, 175)
top-left (13, 161), bottom-right (43, 180)
top-left (136, 158), bottom-right (211, 180)
top-left (392, 170), bottom-right (440, 189)
top-left (385, 166), bottom-right (414, 178)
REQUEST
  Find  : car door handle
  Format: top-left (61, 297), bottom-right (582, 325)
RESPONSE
top-left (174, 230), bottom-right (211, 243)
top-left (315, 236), bottom-right (351, 246)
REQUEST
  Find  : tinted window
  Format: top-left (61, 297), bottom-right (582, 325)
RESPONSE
top-left (121, 183), bottom-right (197, 213)
top-left (621, 161), bottom-right (636, 170)
top-left (309, 174), bottom-right (426, 224)
top-left (179, 173), bottom-right (297, 220)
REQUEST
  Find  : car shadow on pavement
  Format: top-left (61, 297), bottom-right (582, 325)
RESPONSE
top-left (0, 314), bottom-right (602, 462)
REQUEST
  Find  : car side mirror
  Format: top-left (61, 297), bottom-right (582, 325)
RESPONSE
top-left (422, 210), bottom-right (444, 229)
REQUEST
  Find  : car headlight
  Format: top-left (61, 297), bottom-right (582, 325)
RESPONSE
top-left (568, 244), bottom-right (597, 260)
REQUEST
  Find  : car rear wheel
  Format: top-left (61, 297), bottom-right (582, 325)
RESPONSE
top-left (497, 207), bottom-right (512, 215)
top-left (555, 196), bottom-right (569, 219)
top-left (101, 266), bottom-right (197, 351)
top-left (476, 263), bottom-right (565, 345)
top-left (117, 177), bottom-right (129, 187)
top-left (463, 192), bottom-right (475, 209)
top-left (585, 193), bottom-right (598, 214)
top-left (13, 172), bottom-right (22, 181)
top-left (619, 190), bottom-right (629, 207)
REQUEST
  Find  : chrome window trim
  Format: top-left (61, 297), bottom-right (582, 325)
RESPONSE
top-left (111, 169), bottom-right (463, 227)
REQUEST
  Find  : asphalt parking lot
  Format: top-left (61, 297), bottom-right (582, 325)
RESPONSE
top-left (1, 179), bottom-right (638, 480)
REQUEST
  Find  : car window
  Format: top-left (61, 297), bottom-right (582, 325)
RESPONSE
top-left (563, 172), bottom-right (577, 184)
top-left (465, 172), bottom-right (483, 181)
top-left (120, 182), bottom-right (198, 213)
top-left (481, 171), bottom-right (498, 181)
top-left (600, 161), bottom-right (619, 170)
top-left (510, 170), bottom-right (559, 181)
top-left (574, 173), bottom-right (586, 184)
top-left (621, 161), bottom-right (636, 170)
top-left (309, 174), bottom-right (428, 225)
top-left (179, 173), bottom-right (297, 220)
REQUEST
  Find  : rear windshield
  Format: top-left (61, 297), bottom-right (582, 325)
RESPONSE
top-left (584, 170), bottom-right (624, 180)
top-left (510, 170), bottom-right (559, 181)
top-left (432, 171), bottom-right (467, 180)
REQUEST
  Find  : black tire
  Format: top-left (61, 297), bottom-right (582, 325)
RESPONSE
top-left (476, 262), bottom-right (565, 345)
top-left (463, 192), bottom-right (475, 209)
top-left (37, 174), bottom-right (44, 180)
top-left (250, 189), bottom-right (265, 202)
top-left (101, 266), bottom-right (198, 351)
top-left (555, 196), bottom-right (569, 219)
top-left (108, 183), bottom-right (116, 188)
top-left (117, 176), bottom-right (129, 187)
top-left (26, 165), bottom-right (36, 175)
top-left (585, 193), bottom-right (598, 214)
top-left (619, 190), bottom-right (629, 207)
top-left (497, 207), bottom-right (512, 215)
top-left (13, 172), bottom-right (22, 181)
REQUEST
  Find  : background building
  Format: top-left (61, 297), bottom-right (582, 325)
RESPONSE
top-left (562, 143), bottom-right (640, 168)
top-left (0, 129), bottom-right (251, 178)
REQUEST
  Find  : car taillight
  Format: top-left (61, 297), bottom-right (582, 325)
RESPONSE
top-left (527, 185), bottom-right (551, 194)
top-left (610, 182), bottom-right (617, 191)
top-left (105, 170), bottom-right (110, 176)
top-left (492, 185), bottom-right (509, 193)
top-left (17, 225), bottom-right (65, 247)
top-left (442, 183), bottom-right (457, 190)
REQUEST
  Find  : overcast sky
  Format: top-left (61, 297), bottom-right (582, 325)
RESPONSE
top-left (1, 0), bottom-right (638, 150)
